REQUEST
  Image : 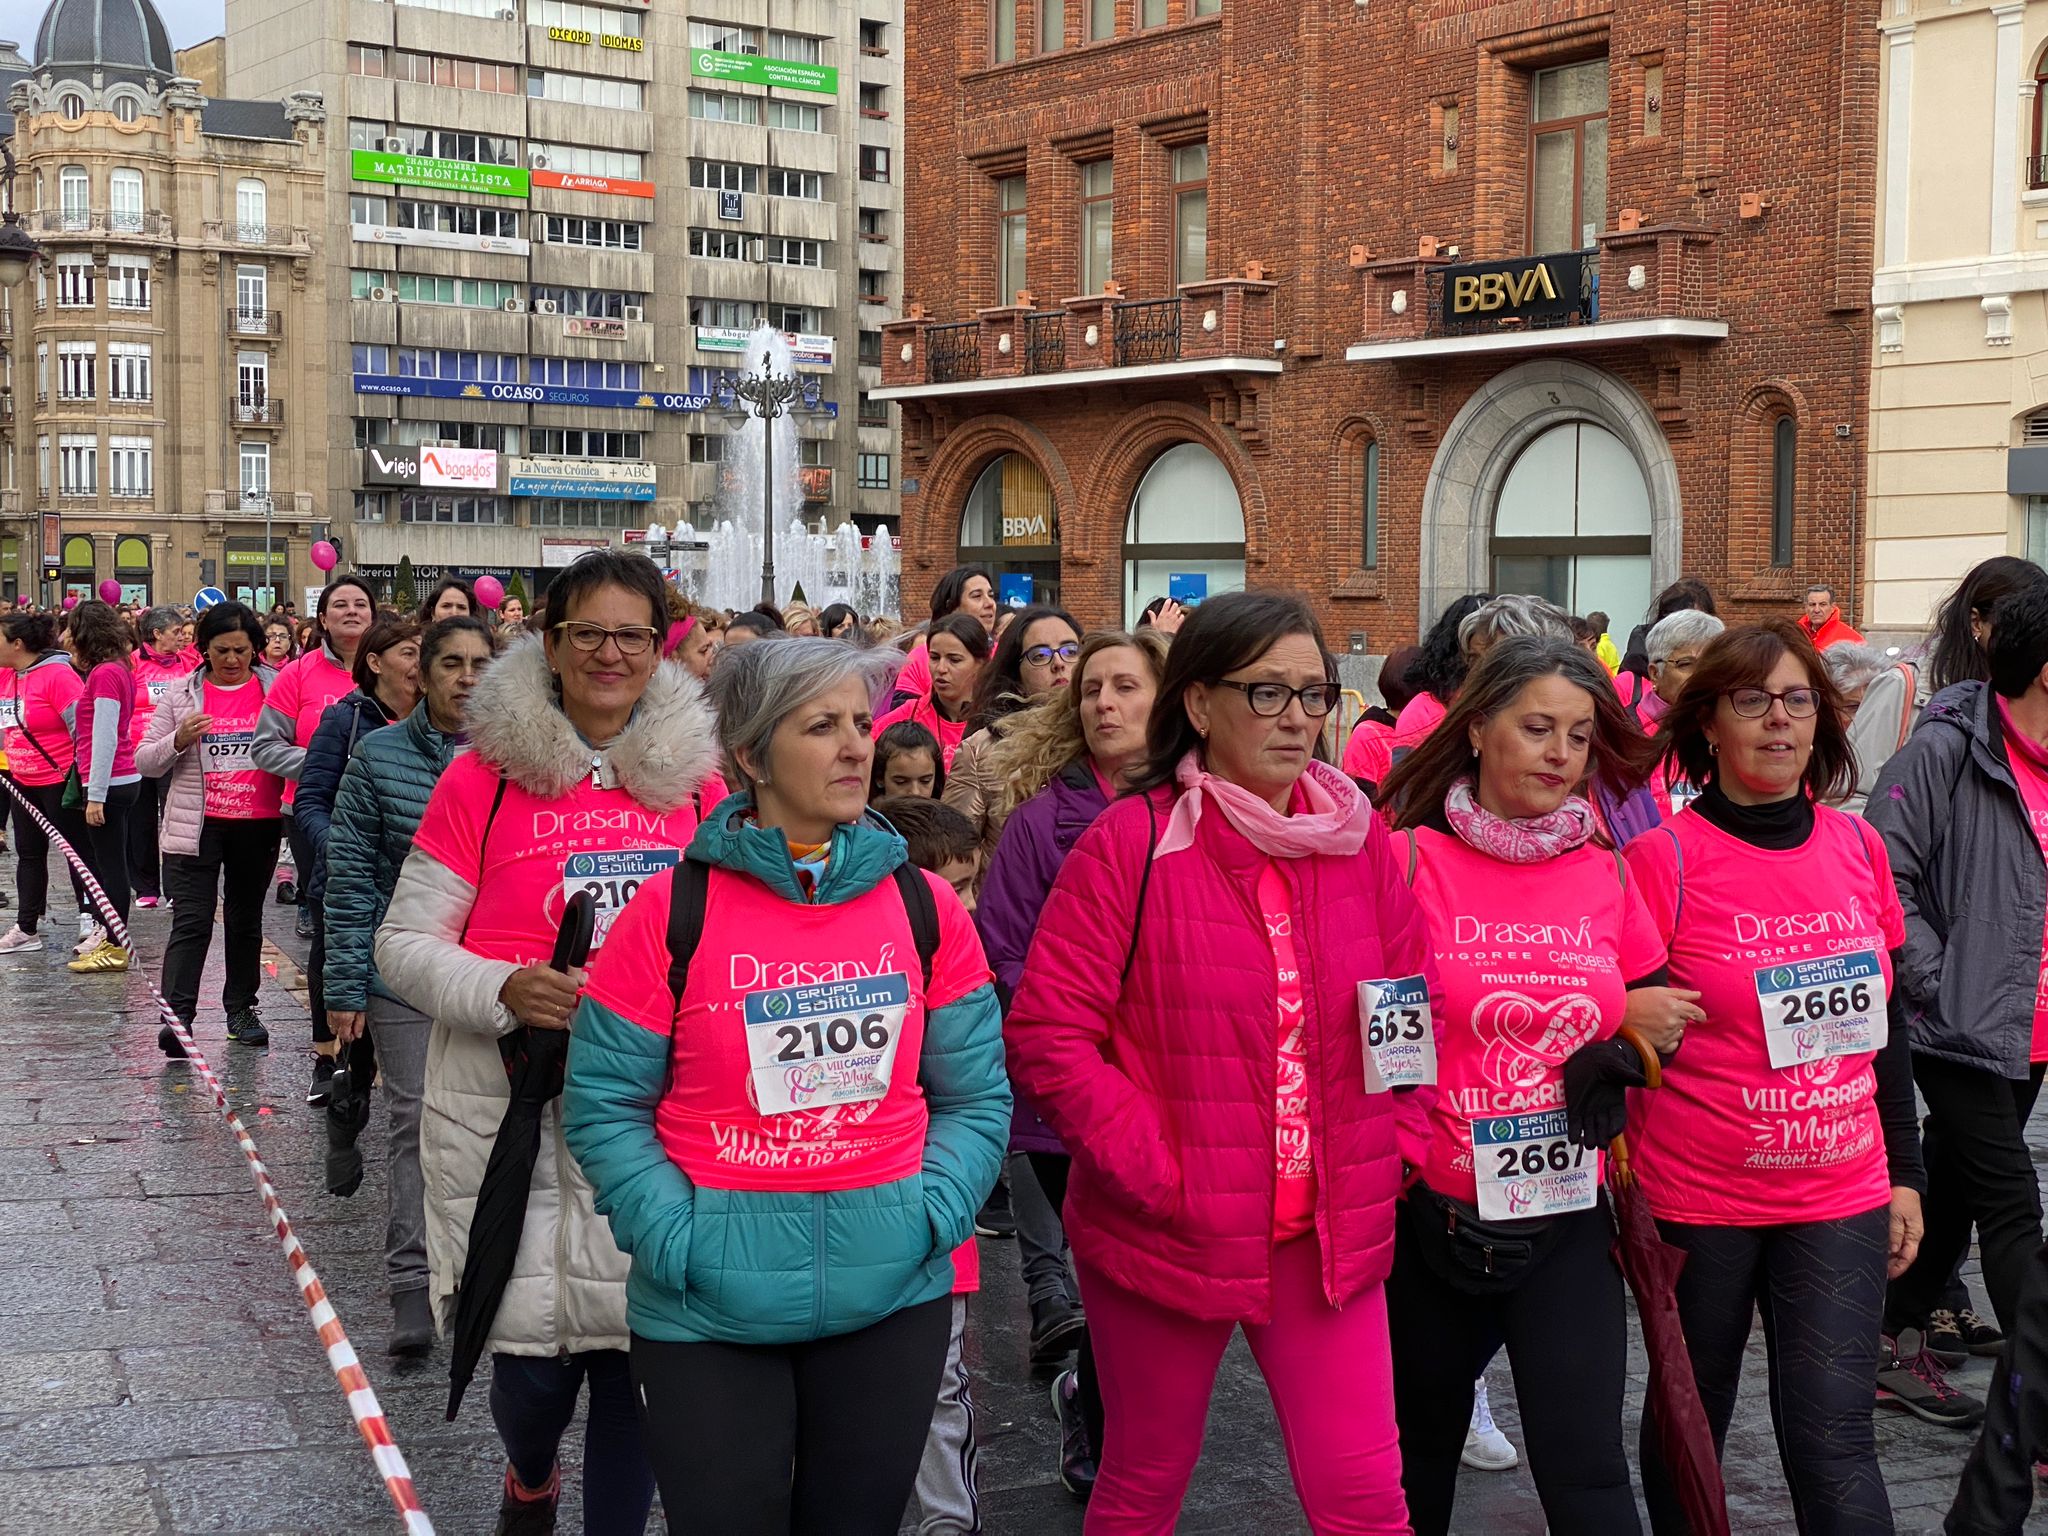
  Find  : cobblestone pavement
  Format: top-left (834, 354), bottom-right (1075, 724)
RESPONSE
top-left (1, 889), bottom-right (2044, 1534)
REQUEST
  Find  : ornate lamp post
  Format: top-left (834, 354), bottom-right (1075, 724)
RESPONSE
top-left (714, 328), bottom-right (821, 608)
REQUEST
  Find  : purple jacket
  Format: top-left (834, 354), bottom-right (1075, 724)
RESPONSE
top-left (976, 759), bottom-right (1111, 1155)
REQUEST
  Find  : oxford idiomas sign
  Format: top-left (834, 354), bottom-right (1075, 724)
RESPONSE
top-left (689, 48), bottom-right (837, 95)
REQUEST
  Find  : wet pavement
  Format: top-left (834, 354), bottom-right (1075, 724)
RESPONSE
top-left (0, 888), bottom-right (2044, 1533)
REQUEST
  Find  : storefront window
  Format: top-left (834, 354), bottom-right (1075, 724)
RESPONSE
top-left (1491, 421), bottom-right (1650, 623)
top-left (959, 453), bottom-right (1060, 608)
top-left (1123, 443), bottom-right (1245, 625)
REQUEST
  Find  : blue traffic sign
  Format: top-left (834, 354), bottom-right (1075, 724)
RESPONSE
top-left (193, 587), bottom-right (228, 611)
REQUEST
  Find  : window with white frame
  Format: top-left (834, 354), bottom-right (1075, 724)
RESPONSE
top-left (540, 215), bottom-right (642, 249)
top-left (59, 435), bottom-right (97, 495)
top-left (689, 20), bottom-right (759, 51)
top-left (36, 437), bottom-right (50, 494)
top-left (529, 357), bottom-right (641, 389)
top-left (528, 71), bottom-right (644, 110)
top-left (108, 437), bottom-right (151, 498)
top-left (689, 228), bottom-right (748, 260)
top-left (398, 493), bottom-right (508, 524)
top-left (235, 179), bottom-right (268, 240)
top-left (113, 94), bottom-right (140, 123)
top-left (109, 168), bottom-right (142, 231)
top-left (530, 285), bottom-right (640, 317)
top-left (34, 344), bottom-right (47, 400)
top-left (767, 304), bottom-right (822, 333)
top-left (691, 297), bottom-right (760, 328)
top-left (393, 199), bottom-right (521, 238)
top-left (688, 435), bottom-right (729, 464)
top-left (765, 168), bottom-right (824, 200)
top-left (57, 342), bottom-right (95, 401)
top-left (529, 142), bottom-right (644, 179)
top-left (239, 442), bottom-right (270, 500)
top-left (108, 343), bottom-right (151, 401)
top-left (237, 352), bottom-right (269, 408)
top-left (531, 429), bottom-right (645, 458)
top-left (767, 30), bottom-right (821, 62)
top-left (537, 1), bottom-right (643, 36)
top-left (55, 255), bottom-right (94, 308)
top-left (688, 91), bottom-right (760, 125)
top-left (108, 258), bottom-right (150, 309)
top-left (689, 161), bottom-right (758, 192)
top-left (766, 101), bottom-right (822, 132)
top-left (532, 499), bottom-right (636, 528)
top-left (393, 348), bottom-right (519, 381)
top-left (59, 166), bottom-right (89, 227)
top-left (763, 237), bottom-right (823, 268)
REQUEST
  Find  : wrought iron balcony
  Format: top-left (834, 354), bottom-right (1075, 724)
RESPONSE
top-left (927, 322), bottom-right (981, 384)
top-left (1112, 298), bottom-right (1182, 366)
top-left (234, 397), bottom-right (285, 425)
top-left (232, 308), bottom-right (283, 337)
top-left (1022, 312), bottom-right (1065, 375)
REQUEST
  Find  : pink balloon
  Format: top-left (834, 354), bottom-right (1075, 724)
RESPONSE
top-left (98, 579), bottom-right (123, 605)
top-left (310, 540), bottom-right (339, 573)
top-left (61, 595), bottom-right (79, 611)
top-left (472, 575), bottom-right (505, 610)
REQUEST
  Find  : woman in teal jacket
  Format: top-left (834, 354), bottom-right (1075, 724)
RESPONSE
top-left (565, 637), bottom-right (1009, 1536)
top-left (323, 615), bottom-right (497, 1355)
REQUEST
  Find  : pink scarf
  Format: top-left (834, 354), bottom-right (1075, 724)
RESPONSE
top-left (1443, 776), bottom-right (1596, 863)
top-left (1154, 751), bottom-right (1373, 861)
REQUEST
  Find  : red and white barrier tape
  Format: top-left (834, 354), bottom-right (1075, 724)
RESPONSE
top-left (0, 778), bottom-right (436, 1535)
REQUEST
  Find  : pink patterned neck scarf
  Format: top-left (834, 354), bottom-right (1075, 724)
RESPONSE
top-left (1154, 751), bottom-right (1373, 861)
top-left (1443, 776), bottom-right (1596, 863)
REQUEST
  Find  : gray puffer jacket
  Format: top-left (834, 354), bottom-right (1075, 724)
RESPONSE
top-left (1866, 679), bottom-right (2048, 1079)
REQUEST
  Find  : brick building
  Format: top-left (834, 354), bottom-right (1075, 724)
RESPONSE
top-left (876, 0), bottom-right (1881, 649)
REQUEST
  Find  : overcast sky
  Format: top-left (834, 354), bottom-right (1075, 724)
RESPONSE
top-left (150, 0), bottom-right (226, 46)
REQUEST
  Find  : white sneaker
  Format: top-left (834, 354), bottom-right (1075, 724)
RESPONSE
top-left (0, 926), bottom-right (45, 954)
top-left (1462, 1378), bottom-right (1520, 1471)
top-left (73, 923), bottom-right (107, 957)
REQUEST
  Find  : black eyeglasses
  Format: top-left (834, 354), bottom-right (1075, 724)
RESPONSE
top-left (1724, 686), bottom-right (1820, 719)
top-left (1215, 679), bottom-right (1343, 718)
top-left (1022, 642), bottom-right (1081, 667)
top-left (551, 621), bottom-right (661, 656)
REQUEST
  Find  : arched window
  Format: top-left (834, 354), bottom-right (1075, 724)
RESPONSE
top-left (235, 179), bottom-right (268, 242)
top-left (114, 536), bottom-right (152, 602)
top-left (58, 92), bottom-right (85, 121)
top-left (958, 452), bottom-right (1060, 607)
top-left (112, 95), bottom-right (139, 124)
top-left (58, 166), bottom-right (89, 229)
top-left (1770, 414), bottom-right (1797, 568)
top-left (2033, 47), bottom-right (2048, 188)
top-left (1123, 442), bottom-right (1246, 625)
top-left (60, 535), bottom-right (96, 600)
top-left (1491, 421), bottom-right (1651, 623)
top-left (109, 169), bottom-right (142, 232)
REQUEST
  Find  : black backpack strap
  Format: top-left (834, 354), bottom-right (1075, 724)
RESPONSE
top-left (1120, 797), bottom-right (1161, 986)
top-left (664, 859), bottom-right (714, 1014)
top-left (890, 863), bottom-right (940, 990)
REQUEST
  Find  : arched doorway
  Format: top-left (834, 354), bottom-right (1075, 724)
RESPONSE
top-left (1490, 421), bottom-right (1652, 626)
top-left (60, 535), bottom-right (96, 601)
top-left (1123, 443), bottom-right (1245, 626)
top-left (115, 536), bottom-right (153, 604)
top-left (958, 453), bottom-right (1060, 609)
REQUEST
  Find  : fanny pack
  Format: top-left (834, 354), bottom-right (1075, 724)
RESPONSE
top-left (1406, 1182), bottom-right (1560, 1294)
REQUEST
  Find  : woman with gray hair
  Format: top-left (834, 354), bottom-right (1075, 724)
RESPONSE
top-left (1456, 593), bottom-right (1575, 656)
top-left (1644, 611), bottom-right (1726, 717)
top-left (564, 636), bottom-right (1010, 1533)
top-left (1822, 641), bottom-right (1916, 815)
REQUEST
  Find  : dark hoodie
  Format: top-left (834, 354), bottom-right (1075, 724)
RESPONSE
top-left (1866, 680), bottom-right (2048, 1079)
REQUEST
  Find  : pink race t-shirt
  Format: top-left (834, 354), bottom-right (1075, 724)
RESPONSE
top-left (1622, 806), bottom-right (1906, 1226)
top-left (1342, 719), bottom-right (1395, 786)
top-left (872, 694), bottom-right (968, 769)
top-left (1392, 692), bottom-right (1448, 756)
top-left (4, 659), bottom-right (83, 787)
top-left (1997, 698), bottom-right (2048, 1062)
top-left (200, 678), bottom-right (284, 820)
top-left (1260, 863), bottom-right (1316, 1241)
top-left (269, 649), bottom-right (355, 807)
top-left (408, 751), bottom-right (703, 966)
top-left (132, 649), bottom-right (191, 749)
top-left (579, 860), bottom-right (991, 1194)
top-left (75, 661), bottom-right (137, 787)
top-left (1408, 827), bottom-right (1666, 1206)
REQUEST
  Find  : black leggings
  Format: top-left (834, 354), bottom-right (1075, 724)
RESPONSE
top-left (160, 817), bottom-right (282, 1025)
top-left (7, 776), bottom-right (88, 934)
top-left (127, 775), bottom-right (168, 900)
top-left (1028, 1151), bottom-right (1107, 1456)
top-left (1644, 1204), bottom-right (1892, 1536)
top-left (630, 1295), bottom-right (951, 1535)
top-left (1387, 1195), bottom-right (1637, 1536)
top-left (306, 896), bottom-right (332, 1049)
top-left (80, 782), bottom-right (139, 929)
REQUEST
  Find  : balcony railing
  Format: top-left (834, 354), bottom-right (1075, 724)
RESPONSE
top-left (28, 208), bottom-right (167, 238)
top-left (927, 322), bottom-right (981, 384)
top-left (1424, 250), bottom-right (1596, 339)
top-left (1112, 297), bottom-right (1183, 366)
top-left (234, 398), bottom-right (285, 425)
top-left (2031, 154), bottom-right (2048, 190)
top-left (1023, 311), bottom-right (1065, 374)
top-left (232, 308), bottom-right (284, 337)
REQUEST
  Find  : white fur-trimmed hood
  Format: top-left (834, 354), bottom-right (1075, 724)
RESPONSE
top-left (464, 635), bottom-right (721, 811)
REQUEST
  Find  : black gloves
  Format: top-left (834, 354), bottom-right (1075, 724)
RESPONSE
top-left (1561, 1037), bottom-right (1650, 1151)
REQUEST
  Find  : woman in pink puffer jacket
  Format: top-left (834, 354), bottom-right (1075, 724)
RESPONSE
top-left (1007, 592), bottom-right (1442, 1536)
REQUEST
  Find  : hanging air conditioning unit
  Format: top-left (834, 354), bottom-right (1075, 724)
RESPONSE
top-left (503, 297), bottom-right (525, 313)
top-left (529, 151), bottom-right (550, 170)
top-left (498, 8), bottom-right (518, 19)
top-left (368, 285), bottom-right (393, 302)
top-left (533, 299), bottom-right (559, 315)
top-left (622, 305), bottom-right (645, 322)
top-left (377, 137), bottom-right (405, 153)
top-left (747, 237), bottom-right (766, 263)
top-left (433, 439), bottom-right (461, 448)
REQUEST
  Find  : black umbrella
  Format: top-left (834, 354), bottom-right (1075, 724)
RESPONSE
top-left (446, 891), bottom-right (595, 1420)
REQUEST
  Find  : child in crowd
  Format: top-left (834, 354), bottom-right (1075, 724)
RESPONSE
top-left (874, 793), bottom-right (986, 1534)
top-left (872, 721), bottom-right (947, 803)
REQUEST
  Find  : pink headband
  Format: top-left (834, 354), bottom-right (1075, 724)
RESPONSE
top-left (662, 616), bottom-right (696, 658)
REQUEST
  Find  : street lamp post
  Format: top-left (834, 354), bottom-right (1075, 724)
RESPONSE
top-left (715, 332), bottom-right (821, 608)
